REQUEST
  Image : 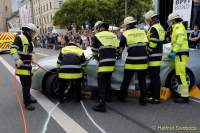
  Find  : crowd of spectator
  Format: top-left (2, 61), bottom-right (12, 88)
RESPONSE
top-left (34, 24), bottom-right (93, 50)
top-left (34, 22), bottom-right (200, 50)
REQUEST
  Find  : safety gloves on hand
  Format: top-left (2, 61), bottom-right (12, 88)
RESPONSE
top-left (168, 51), bottom-right (176, 58)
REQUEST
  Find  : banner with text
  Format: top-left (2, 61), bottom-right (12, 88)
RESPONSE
top-left (173, 0), bottom-right (192, 28)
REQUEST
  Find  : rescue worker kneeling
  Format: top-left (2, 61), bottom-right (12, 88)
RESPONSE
top-left (10, 23), bottom-right (38, 111)
top-left (118, 17), bottom-right (149, 106)
top-left (56, 42), bottom-right (86, 103)
top-left (91, 22), bottom-right (119, 112)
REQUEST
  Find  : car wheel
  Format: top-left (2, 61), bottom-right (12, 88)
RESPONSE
top-left (45, 74), bottom-right (60, 98)
top-left (45, 74), bottom-right (73, 98)
top-left (165, 68), bottom-right (195, 96)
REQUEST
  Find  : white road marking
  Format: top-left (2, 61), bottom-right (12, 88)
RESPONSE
top-left (41, 102), bottom-right (59, 133)
top-left (35, 52), bottom-right (49, 57)
top-left (191, 98), bottom-right (200, 103)
top-left (0, 56), bottom-right (88, 133)
top-left (80, 101), bottom-right (106, 133)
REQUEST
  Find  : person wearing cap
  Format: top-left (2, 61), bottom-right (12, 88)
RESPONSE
top-left (118, 17), bottom-right (148, 106)
top-left (144, 10), bottom-right (165, 104)
top-left (167, 13), bottom-right (190, 103)
top-left (56, 41), bottom-right (86, 103)
top-left (10, 23), bottom-right (38, 111)
top-left (91, 22), bottom-right (119, 112)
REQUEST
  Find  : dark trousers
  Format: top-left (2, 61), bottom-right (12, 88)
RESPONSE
top-left (120, 69), bottom-right (147, 99)
top-left (148, 67), bottom-right (161, 100)
top-left (19, 76), bottom-right (32, 106)
top-left (98, 72), bottom-right (112, 102)
top-left (58, 78), bottom-right (82, 100)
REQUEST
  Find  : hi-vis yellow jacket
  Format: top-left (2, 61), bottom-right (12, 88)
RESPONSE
top-left (147, 23), bottom-right (165, 67)
top-left (122, 28), bottom-right (149, 70)
top-left (171, 22), bottom-right (189, 56)
top-left (10, 34), bottom-right (34, 76)
top-left (91, 31), bottom-right (119, 73)
top-left (57, 45), bottom-right (86, 79)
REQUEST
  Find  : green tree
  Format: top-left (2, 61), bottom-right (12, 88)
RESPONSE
top-left (53, 0), bottom-right (152, 27)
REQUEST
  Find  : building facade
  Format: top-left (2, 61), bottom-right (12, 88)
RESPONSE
top-left (6, 11), bottom-right (20, 32)
top-left (33, 0), bottom-right (63, 33)
top-left (0, 0), bottom-right (12, 32)
top-left (19, 0), bottom-right (33, 27)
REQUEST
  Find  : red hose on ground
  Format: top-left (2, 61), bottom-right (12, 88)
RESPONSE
top-left (12, 70), bottom-right (28, 133)
top-left (12, 60), bottom-right (55, 133)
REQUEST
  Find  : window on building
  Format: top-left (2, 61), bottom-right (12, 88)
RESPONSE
top-left (59, 0), bottom-right (63, 7)
top-left (40, 18), bottom-right (42, 25)
top-left (50, 2), bottom-right (52, 9)
top-left (49, 15), bottom-right (51, 22)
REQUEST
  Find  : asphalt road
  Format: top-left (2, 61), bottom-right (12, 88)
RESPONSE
top-left (0, 48), bottom-right (200, 133)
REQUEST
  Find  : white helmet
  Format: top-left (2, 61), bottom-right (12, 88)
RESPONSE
top-left (124, 16), bottom-right (137, 25)
top-left (22, 23), bottom-right (38, 32)
top-left (109, 26), bottom-right (119, 31)
top-left (144, 10), bottom-right (157, 20)
top-left (168, 12), bottom-right (181, 22)
top-left (94, 21), bottom-right (103, 31)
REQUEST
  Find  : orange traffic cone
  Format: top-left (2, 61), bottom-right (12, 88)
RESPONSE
top-left (189, 85), bottom-right (200, 99)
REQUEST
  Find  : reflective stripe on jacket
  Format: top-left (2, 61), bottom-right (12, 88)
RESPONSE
top-left (147, 23), bottom-right (165, 67)
top-left (171, 22), bottom-right (189, 56)
top-left (57, 45), bottom-right (85, 79)
top-left (10, 34), bottom-right (34, 76)
top-left (123, 28), bottom-right (148, 70)
top-left (94, 31), bottom-right (119, 72)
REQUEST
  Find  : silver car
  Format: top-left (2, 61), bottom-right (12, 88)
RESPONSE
top-left (32, 44), bottom-right (200, 97)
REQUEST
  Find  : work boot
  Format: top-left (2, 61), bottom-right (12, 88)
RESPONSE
top-left (29, 96), bottom-right (37, 104)
top-left (146, 97), bottom-right (161, 104)
top-left (25, 104), bottom-right (35, 111)
top-left (92, 99), bottom-right (106, 112)
top-left (139, 97), bottom-right (146, 106)
top-left (174, 97), bottom-right (189, 104)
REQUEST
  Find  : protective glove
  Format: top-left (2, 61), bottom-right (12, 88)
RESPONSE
top-left (168, 51), bottom-right (176, 59)
top-left (16, 59), bottom-right (23, 68)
